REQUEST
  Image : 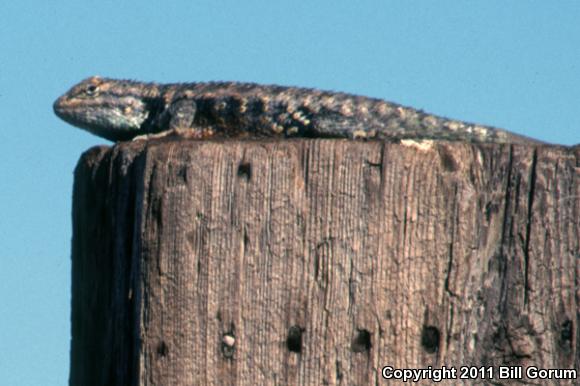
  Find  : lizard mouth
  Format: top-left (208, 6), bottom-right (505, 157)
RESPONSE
top-left (52, 96), bottom-right (65, 116)
top-left (53, 95), bottom-right (76, 121)
top-left (53, 97), bottom-right (87, 130)
top-left (53, 94), bottom-right (105, 132)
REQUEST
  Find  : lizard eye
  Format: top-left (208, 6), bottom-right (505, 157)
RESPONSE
top-left (85, 84), bottom-right (99, 95)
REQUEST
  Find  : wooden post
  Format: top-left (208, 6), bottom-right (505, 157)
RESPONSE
top-left (70, 139), bottom-right (580, 385)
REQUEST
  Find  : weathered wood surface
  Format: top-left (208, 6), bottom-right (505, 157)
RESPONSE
top-left (70, 139), bottom-right (580, 385)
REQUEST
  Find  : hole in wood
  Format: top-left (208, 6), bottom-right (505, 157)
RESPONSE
top-left (437, 147), bottom-right (459, 172)
top-left (561, 320), bottom-right (572, 340)
top-left (421, 326), bottom-right (440, 354)
top-left (237, 163), bottom-right (252, 180)
top-left (351, 329), bottom-right (372, 353)
top-left (157, 341), bottom-right (168, 357)
top-left (222, 333), bottom-right (236, 359)
top-left (560, 319), bottom-right (573, 350)
top-left (243, 230), bottom-right (250, 249)
top-left (286, 326), bottom-right (303, 353)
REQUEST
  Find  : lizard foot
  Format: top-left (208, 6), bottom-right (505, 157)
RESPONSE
top-left (132, 128), bottom-right (202, 142)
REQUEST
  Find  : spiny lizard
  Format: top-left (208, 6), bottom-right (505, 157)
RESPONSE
top-left (54, 76), bottom-right (543, 144)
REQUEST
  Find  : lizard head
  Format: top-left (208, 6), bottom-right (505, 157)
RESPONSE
top-left (53, 76), bottom-right (154, 141)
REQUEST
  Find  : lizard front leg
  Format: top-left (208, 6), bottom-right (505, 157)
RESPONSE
top-left (168, 96), bottom-right (198, 134)
top-left (134, 92), bottom-right (207, 141)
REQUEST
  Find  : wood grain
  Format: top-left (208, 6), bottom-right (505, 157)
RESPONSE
top-left (70, 139), bottom-right (580, 385)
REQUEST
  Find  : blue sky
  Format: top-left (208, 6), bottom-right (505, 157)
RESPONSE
top-left (1, 1), bottom-right (579, 384)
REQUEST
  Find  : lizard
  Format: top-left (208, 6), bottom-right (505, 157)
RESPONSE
top-left (54, 76), bottom-right (544, 144)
